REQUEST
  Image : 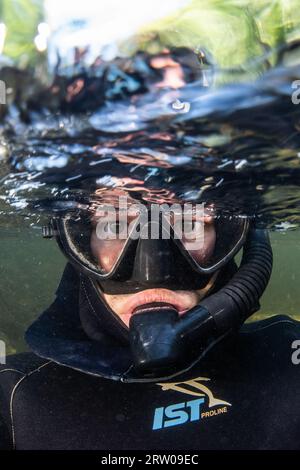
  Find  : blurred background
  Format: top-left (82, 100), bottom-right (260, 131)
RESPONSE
top-left (1, 0), bottom-right (300, 74)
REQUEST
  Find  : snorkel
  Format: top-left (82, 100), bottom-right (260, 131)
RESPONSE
top-left (129, 228), bottom-right (272, 374)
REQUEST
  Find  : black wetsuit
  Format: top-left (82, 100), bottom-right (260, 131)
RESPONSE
top-left (0, 266), bottom-right (300, 450)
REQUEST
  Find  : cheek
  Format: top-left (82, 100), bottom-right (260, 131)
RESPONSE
top-left (90, 232), bottom-right (125, 273)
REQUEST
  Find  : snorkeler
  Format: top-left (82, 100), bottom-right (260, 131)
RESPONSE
top-left (0, 187), bottom-right (300, 450)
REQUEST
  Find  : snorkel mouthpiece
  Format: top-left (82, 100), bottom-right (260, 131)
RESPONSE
top-left (129, 307), bottom-right (180, 373)
top-left (129, 305), bottom-right (214, 373)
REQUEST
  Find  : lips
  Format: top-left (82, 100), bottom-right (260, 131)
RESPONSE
top-left (132, 302), bottom-right (179, 315)
top-left (125, 289), bottom-right (192, 316)
top-left (100, 286), bottom-right (202, 328)
top-left (109, 288), bottom-right (200, 328)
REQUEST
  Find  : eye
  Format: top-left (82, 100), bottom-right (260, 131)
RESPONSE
top-left (183, 220), bottom-right (195, 234)
top-left (107, 221), bottom-right (126, 235)
top-left (183, 220), bottom-right (204, 237)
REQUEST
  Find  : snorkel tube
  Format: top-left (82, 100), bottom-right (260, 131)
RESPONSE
top-left (129, 228), bottom-right (273, 374)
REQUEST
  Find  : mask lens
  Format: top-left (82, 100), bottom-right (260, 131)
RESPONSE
top-left (186, 216), bottom-right (248, 270)
top-left (61, 204), bottom-right (140, 276)
top-left (165, 207), bottom-right (248, 271)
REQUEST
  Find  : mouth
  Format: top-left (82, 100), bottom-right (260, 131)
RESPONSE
top-left (132, 301), bottom-right (180, 315)
top-left (126, 290), bottom-right (189, 316)
top-left (101, 288), bottom-right (200, 328)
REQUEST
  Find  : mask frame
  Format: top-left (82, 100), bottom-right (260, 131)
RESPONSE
top-left (44, 212), bottom-right (249, 283)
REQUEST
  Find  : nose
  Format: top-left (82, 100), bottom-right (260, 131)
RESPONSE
top-left (131, 221), bottom-right (175, 285)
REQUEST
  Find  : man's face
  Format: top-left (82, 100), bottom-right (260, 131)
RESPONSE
top-left (90, 199), bottom-right (217, 327)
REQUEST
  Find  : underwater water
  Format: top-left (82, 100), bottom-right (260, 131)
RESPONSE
top-left (1, 1), bottom-right (300, 356)
top-left (1, 227), bottom-right (300, 355)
